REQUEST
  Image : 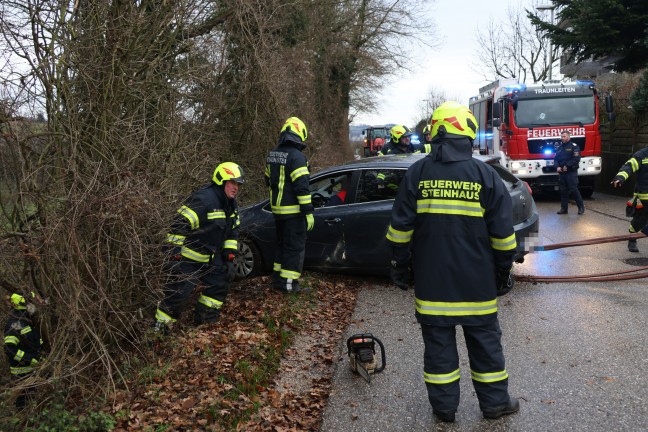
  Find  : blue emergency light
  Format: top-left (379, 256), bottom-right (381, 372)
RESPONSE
top-left (505, 83), bottom-right (527, 92)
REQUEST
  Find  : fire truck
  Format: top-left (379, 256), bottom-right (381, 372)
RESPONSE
top-left (362, 126), bottom-right (390, 157)
top-left (469, 79), bottom-right (614, 197)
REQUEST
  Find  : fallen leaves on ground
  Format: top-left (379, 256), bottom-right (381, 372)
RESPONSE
top-left (109, 273), bottom-right (368, 431)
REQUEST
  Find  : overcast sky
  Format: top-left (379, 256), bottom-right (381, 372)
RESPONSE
top-left (353, 0), bottom-right (540, 126)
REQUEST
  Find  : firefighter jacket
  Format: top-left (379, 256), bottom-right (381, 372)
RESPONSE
top-left (386, 137), bottom-right (517, 326)
top-left (614, 147), bottom-right (648, 199)
top-left (265, 136), bottom-right (313, 219)
top-left (382, 143), bottom-right (431, 155)
top-left (554, 141), bottom-right (581, 173)
top-left (4, 311), bottom-right (43, 376)
top-left (379, 140), bottom-right (396, 155)
top-left (166, 183), bottom-right (239, 264)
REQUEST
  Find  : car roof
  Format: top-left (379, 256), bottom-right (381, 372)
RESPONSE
top-left (312, 153), bottom-right (501, 176)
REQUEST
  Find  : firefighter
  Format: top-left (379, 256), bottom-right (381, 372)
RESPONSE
top-left (415, 124), bottom-right (433, 154)
top-left (265, 117), bottom-right (313, 293)
top-left (422, 124), bottom-right (432, 144)
top-left (387, 101), bottom-right (519, 423)
top-left (4, 292), bottom-right (43, 409)
top-left (154, 162), bottom-right (245, 332)
top-left (555, 130), bottom-right (585, 215)
top-left (380, 125), bottom-right (415, 155)
top-left (611, 146), bottom-right (648, 252)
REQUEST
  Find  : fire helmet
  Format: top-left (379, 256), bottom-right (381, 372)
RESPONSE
top-left (430, 101), bottom-right (478, 140)
top-left (212, 162), bottom-right (245, 186)
top-left (422, 124), bottom-right (431, 135)
top-left (11, 292), bottom-right (34, 310)
top-left (390, 125), bottom-right (413, 143)
top-left (280, 117), bottom-right (308, 144)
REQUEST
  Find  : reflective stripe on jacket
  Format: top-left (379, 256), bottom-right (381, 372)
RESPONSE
top-left (4, 314), bottom-right (43, 375)
top-left (387, 137), bottom-right (516, 326)
top-left (614, 147), bottom-right (648, 197)
top-left (266, 143), bottom-right (313, 219)
top-left (166, 183), bottom-right (239, 263)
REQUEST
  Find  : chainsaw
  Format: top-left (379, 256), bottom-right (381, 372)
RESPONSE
top-left (346, 333), bottom-right (386, 383)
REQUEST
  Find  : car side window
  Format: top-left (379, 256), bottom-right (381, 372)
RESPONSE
top-left (356, 169), bottom-right (405, 203)
top-left (310, 173), bottom-right (350, 208)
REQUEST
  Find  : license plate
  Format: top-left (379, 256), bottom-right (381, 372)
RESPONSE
top-left (546, 160), bottom-right (554, 166)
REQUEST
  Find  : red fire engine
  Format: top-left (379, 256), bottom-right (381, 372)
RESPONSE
top-left (469, 79), bottom-right (614, 197)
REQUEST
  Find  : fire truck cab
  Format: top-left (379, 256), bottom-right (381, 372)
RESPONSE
top-left (469, 79), bottom-right (613, 197)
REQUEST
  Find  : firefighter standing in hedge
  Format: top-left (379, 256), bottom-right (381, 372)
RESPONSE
top-left (4, 292), bottom-right (43, 409)
top-left (386, 101), bottom-right (519, 423)
top-left (153, 162), bottom-right (245, 332)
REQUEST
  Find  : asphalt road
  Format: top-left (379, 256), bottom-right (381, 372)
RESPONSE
top-left (320, 192), bottom-right (648, 432)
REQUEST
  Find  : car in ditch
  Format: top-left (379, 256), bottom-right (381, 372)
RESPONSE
top-left (235, 153), bottom-right (539, 278)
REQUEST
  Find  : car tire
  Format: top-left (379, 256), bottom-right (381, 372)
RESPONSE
top-left (235, 238), bottom-right (262, 278)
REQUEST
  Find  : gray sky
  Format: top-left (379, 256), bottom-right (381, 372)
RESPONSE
top-left (353, 0), bottom-right (541, 126)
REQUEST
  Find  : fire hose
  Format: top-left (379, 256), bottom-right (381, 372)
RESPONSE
top-left (516, 232), bottom-right (648, 283)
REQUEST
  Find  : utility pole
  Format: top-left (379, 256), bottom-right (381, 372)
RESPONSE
top-left (536, 3), bottom-right (557, 80)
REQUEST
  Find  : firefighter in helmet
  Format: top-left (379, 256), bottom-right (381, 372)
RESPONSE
top-left (265, 117), bottom-right (313, 293)
top-left (386, 101), bottom-right (519, 422)
top-left (4, 292), bottom-right (44, 409)
top-left (380, 125), bottom-right (415, 155)
top-left (422, 124), bottom-right (432, 144)
top-left (154, 162), bottom-right (245, 332)
top-left (611, 147), bottom-right (648, 252)
top-left (419, 124), bottom-right (433, 153)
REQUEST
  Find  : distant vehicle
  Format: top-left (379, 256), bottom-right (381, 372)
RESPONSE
top-left (469, 79), bottom-right (614, 198)
top-left (362, 126), bottom-right (390, 157)
top-left (235, 153), bottom-right (539, 278)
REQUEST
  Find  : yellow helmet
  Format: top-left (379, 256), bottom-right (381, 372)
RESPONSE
top-left (390, 125), bottom-right (412, 143)
top-left (212, 162), bottom-right (245, 186)
top-left (430, 101), bottom-right (478, 140)
top-left (280, 117), bottom-right (308, 143)
top-left (422, 124), bottom-right (431, 135)
top-left (11, 292), bottom-right (34, 310)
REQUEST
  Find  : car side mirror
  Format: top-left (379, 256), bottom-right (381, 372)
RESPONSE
top-left (605, 95), bottom-right (615, 122)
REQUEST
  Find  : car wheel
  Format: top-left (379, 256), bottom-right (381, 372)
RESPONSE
top-left (235, 238), bottom-right (262, 278)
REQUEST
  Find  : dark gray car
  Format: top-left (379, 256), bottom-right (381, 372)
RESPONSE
top-left (235, 153), bottom-right (539, 278)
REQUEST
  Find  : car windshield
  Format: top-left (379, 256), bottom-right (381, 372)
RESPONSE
top-left (514, 96), bottom-right (595, 127)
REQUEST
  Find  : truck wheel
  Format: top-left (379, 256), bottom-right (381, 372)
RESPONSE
top-left (579, 187), bottom-right (594, 199)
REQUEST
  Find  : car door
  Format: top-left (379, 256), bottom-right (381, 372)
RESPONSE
top-left (342, 168), bottom-right (407, 273)
top-left (304, 171), bottom-right (356, 271)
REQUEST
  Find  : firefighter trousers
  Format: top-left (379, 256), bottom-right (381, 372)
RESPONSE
top-left (158, 259), bottom-right (229, 325)
top-left (273, 216), bottom-right (307, 291)
top-left (558, 171), bottom-right (584, 210)
top-left (421, 321), bottom-right (510, 413)
top-left (629, 205), bottom-right (648, 233)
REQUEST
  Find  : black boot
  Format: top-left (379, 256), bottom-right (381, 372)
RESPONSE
top-left (628, 239), bottom-right (639, 252)
top-left (483, 397), bottom-right (520, 419)
top-left (557, 208), bottom-right (568, 214)
top-left (433, 410), bottom-right (455, 423)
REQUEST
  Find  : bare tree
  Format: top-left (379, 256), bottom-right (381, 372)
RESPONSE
top-left (0, 0), bottom-right (434, 410)
top-left (474, 1), bottom-right (559, 83)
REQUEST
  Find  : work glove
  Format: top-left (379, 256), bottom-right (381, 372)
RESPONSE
top-left (305, 213), bottom-right (315, 231)
top-left (224, 252), bottom-right (237, 282)
top-left (390, 260), bottom-right (410, 291)
top-left (495, 268), bottom-right (515, 296)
